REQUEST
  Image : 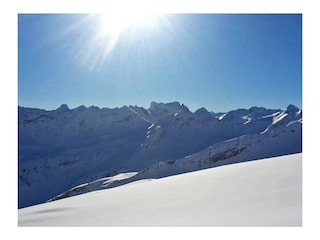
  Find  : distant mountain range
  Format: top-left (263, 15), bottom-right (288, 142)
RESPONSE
top-left (18, 102), bottom-right (302, 208)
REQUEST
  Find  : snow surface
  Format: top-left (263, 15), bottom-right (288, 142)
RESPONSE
top-left (47, 172), bottom-right (138, 201)
top-left (18, 153), bottom-right (302, 227)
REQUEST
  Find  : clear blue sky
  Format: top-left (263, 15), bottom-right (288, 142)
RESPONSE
top-left (18, 14), bottom-right (302, 112)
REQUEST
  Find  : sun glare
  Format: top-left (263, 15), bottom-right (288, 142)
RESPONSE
top-left (70, 12), bottom-right (166, 70)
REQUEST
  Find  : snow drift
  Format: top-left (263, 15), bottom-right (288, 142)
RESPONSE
top-left (18, 153), bottom-right (302, 227)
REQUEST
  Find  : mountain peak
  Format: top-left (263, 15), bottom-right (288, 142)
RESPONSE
top-left (149, 101), bottom-right (179, 109)
top-left (286, 104), bottom-right (301, 117)
top-left (56, 104), bottom-right (70, 112)
top-left (195, 107), bottom-right (210, 116)
top-left (286, 104), bottom-right (299, 112)
top-left (149, 101), bottom-right (189, 114)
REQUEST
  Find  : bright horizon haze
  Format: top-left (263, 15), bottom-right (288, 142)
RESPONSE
top-left (18, 14), bottom-right (302, 113)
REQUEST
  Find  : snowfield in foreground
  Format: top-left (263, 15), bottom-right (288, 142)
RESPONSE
top-left (18, 153), bottom-right (302, 227)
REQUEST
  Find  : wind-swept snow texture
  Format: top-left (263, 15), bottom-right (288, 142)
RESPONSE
top-left (18, 153), bottom-right (302, 227)
top-left (18, 102), bottom-right (302, 208)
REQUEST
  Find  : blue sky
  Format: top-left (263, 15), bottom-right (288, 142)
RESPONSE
top-left (18, 14), bottom-right (302, 112)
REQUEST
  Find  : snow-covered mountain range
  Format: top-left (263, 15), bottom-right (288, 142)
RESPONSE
top-left (18, 102), bottom-right (302, 208)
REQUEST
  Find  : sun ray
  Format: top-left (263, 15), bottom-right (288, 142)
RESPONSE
top-left (66, 13), bottom-right (164, 71)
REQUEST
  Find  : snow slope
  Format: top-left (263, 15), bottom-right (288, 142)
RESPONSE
top-left (18, 102), bottom-right (302, 208)
top-left (18, 153), bottom-right (302, 227)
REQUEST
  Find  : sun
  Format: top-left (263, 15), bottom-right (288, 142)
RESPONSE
top-left (90, 12), bottom-right (159, 64)
top-left (71, 12), bottom-right (165, 70)
top-left (96, 12), bottom-right (156, 37)
top-left (97, 14), bottom-right (130, 36)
